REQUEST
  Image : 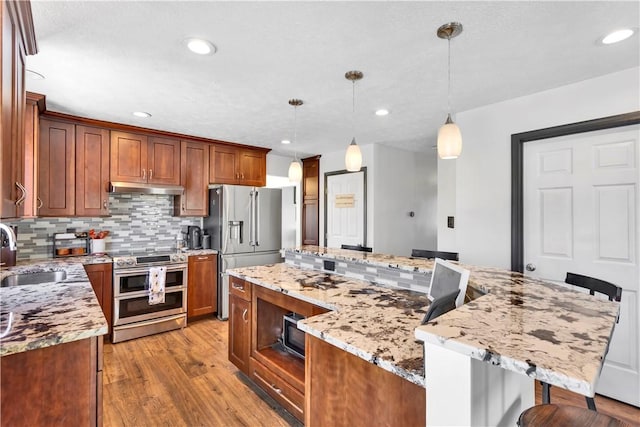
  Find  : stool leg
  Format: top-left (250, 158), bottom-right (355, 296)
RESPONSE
top-left (586, 396), bottom-right (597, 411)
top-left (541, 381), bottom-right (551, 404)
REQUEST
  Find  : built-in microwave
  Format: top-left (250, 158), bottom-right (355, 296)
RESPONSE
top-left (282, 313), bottom-right (306, 359)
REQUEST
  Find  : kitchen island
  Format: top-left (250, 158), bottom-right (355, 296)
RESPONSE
top-left (0, 256), bottom-right (109, 426)
top-left (228, 246), bottom-right (621, 427)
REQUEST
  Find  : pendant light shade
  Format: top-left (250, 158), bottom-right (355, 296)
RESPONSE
top-left (345, 137), bottom-right (362, 172)
top-left (436, 22), bottom-right (463, 160)
top-left (345, 70), bottom-right (363, 172)
top-left (288, 159), bottom-right (303, 182)
top-left (287, 98), bottom-right (303, 183)
top-left (437, 114), bottom-right (462, 159)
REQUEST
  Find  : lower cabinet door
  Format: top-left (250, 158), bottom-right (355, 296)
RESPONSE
top-left (228, 294), bottom-right (250, 374)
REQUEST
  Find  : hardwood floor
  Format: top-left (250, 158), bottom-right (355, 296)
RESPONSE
top-left (104, 317), bottom-right (640, 426)
top-left (103, 317), bottom-right (301, 427)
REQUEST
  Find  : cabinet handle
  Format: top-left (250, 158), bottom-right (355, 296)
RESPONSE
top-left (182, 203), bottom-right (185, 211)
top-left (231, 283), bottom-right (244, 291)
top-left (241, 173), bottom-right (244, 179)
top-left (270, 384), bottom-right (282, 394)
top-left (37, 197), bottom-right (43, 209)
top-left (14, 182), bottom-right (26, 206)
top-left (142, 169), bottom-right (146, 180)
top-left (103, 200), bottom-right (107, 209)
top-left (149, 169), bottom-right (153, 180)
top-left (197, 256), bottom-right (209, 260)
top-left (242, 309), bottom-right (248, 321)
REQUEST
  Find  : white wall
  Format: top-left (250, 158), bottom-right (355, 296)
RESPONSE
top-left (440, 67), bottom-right (640, 269)
top-left (373, 144), bottom-right (437, 256)
top-left (318, 143), bottom-right (437, 255)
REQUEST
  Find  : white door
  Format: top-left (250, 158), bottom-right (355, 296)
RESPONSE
top-left (326, 171), bottom-right (365, 248)
top-left (524, 125), bottom-right (640, 406)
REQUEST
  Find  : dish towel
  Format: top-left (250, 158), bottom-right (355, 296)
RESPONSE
top-left (148, 266), bottom-right (167, 305)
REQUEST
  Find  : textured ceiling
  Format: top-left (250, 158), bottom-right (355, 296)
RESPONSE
top-left (26, 1), bottom-right (640, 158)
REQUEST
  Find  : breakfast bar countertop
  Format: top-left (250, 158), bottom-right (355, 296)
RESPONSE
top-left (0, 256), bottom-right (109, 357)
top-left (227, 263), bottom-right (431, 387)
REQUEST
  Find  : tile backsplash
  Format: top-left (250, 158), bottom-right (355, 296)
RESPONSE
top-left (5, 194), bottom-right (201, 260)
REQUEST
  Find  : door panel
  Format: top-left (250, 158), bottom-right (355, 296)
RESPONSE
top-left (254, 188), bottom-right (282, 252)
top-left (38, 119), bottom-right (75, 216)
top-left (75, 125), bottom-right (109, 216)
top-left (110, 131), bottom-right (147, 183)
top-left (222, 185), bottom-right (254, 254)
top-left (148, 137), bottom-right (180, 185)
top-left (326, 171), bottom-right (365, 248)
top-left (524, 125), bottom-right (640, 405)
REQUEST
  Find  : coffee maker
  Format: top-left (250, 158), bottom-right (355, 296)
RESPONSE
top-left (186, 226), bottom-right (202, 250)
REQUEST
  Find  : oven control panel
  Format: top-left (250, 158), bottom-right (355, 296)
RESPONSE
top-left (112, 253), bottom-right (187, 269)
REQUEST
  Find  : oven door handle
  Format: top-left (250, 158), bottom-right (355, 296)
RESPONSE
top-left (113, 265), bottom-right (188, 276)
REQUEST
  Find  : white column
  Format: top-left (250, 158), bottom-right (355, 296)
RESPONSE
top-left (425, 343), bottom-right (535, 426)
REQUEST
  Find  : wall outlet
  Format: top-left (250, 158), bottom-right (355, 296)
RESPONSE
top-left (447, 216), bottom-right (455, 229)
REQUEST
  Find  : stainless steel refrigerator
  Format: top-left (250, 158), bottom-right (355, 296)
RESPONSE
top-left (204, 185), bottom-right (283, 319)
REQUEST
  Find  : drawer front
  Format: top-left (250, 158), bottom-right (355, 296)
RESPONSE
top-left (190, 254), bottom-right (216, 263)
top-left (250, 358), bottom-right (304, 422)
top-left (229, 276), bottom-right (252, 301)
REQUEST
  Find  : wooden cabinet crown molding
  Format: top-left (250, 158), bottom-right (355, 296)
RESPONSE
top-left (25, 91), bottom-right (45, 112)
top-left (41, 111), bottom-right (271, 154)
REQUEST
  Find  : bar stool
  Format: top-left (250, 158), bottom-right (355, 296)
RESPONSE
top-left (340, 244), bottom-right (372, 252)
top-left (518, 404), bottom-right (627, 426)
top-left (410, 249), bottom-right (459, 261)
top-left (540, 272), bottom-right (622, 411)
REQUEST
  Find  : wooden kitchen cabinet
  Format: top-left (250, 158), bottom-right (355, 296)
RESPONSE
top-left (76, 125), bottom-right (110, 216)
top-left (110, 131), bottom-right (180, 185)
top-left (0, 336), bottom-right (103, 427)
top-left (1, 0), bottom-right (36, 219)
top-left (302, 156), bottom-right (320, 245)
top-left (187, 254), bottom-right (218, 318)
top-left (228, 276), bottom-right (252, 375)
top-left (175, 140), bottom-right (209, 216)
top-left (209, 144), bottom-right (267, 187)
top-left (38, 118), bottom-right (76, 216)
top-left (84, 263), bottom-right (113, 339)
top-left (18, 92), bottom-right (45, 218)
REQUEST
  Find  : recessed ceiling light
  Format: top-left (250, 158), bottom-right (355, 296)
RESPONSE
top-left (185, 38), bottom-right (217, 55)
top-left (132, 111), bottom-right (152, 118)
top-left (601, 28), bottom-right (634, 45)
top-left (375, 109), bottom-right (389, 116)
top-left (281, 139), bottom-right (291, 145)
top-left (26, 69), bottom-right (45, 80)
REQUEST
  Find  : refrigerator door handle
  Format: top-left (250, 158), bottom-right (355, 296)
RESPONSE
top-left (249, 190), bottom-right (256, 246)
top-left (255, 189), bottom-right (260, 246)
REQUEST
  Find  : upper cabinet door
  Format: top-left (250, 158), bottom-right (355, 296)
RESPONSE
top-left (148, 136), bottom-right (180, 185)
top-left (38, 119), bottom-right (75, 216)
top-left (238, 150), bottom-right (266, 187)
top-left (176, 140), bottom-right (209, 216)
top-left (210, 144), bottom-right (239, 184)
top-left (110, 131), bottom-right (148, 183)
top-left (75, 125), bottom-right (110, 217)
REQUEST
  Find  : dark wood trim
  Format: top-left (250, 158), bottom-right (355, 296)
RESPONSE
top-left (25, 91), bottom-right (46, 112)
top-left (8, 0), bottom-right (38, 55)
top-left (323, 167), bottom-right (367, 247)
top-left (40, 111), bottom-right (272, 153)
top-left (511, 111), bottom-right (640, 272)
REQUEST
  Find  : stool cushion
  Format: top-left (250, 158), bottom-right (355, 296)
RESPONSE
top-left (519, 404), bottom-right (628, 427)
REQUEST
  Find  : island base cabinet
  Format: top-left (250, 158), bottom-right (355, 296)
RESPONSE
top-left (1, 336), bottom-right (103, 426)
top-left (228, 292), bottom-right (251, 375)
top-left (305, 335), bottom-right (425, 427)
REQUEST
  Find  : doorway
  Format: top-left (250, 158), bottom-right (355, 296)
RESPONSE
top-left (324, 168), bottom-right (367, 248)
top-left (512, 111), bottom-right (640, 406)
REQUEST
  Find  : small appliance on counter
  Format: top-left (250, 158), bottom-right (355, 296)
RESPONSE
top-left (202, 234), bottom-right (211, 250)
top-left (0, 224), bottom-right (17, 267)
top-left (186, 226), bottom-right (202, 250)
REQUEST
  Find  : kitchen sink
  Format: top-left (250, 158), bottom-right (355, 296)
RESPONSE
top-left (1, 271), bottom-right (67, 287)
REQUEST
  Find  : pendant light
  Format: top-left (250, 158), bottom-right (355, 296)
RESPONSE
top-left (436, 22), bottom-right (463, 160)
top-left (287, 99), bottom-right (303, 183)
top-left (345, 70), bottom-right (363, 172)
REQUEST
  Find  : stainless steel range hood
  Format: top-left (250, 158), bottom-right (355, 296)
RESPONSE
top-left (109, 182), bottom-right (184, 195)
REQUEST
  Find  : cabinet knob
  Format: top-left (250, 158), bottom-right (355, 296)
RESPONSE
top-left (142, 169), bottom-right (146, 180)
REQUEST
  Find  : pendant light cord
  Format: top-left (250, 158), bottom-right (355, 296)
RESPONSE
top-left (352, 80), bottom-right (356, 138)
top-left (447, 37), bottom-right (452, 115)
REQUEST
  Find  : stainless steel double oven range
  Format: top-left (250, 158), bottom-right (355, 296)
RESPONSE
top-left (112, 252), bottom-right (188, 343)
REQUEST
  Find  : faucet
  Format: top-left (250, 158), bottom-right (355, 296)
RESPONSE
top-left (0, 223), bottom-right (17, 251)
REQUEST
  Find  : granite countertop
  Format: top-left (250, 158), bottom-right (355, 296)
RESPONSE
top-left (414, 265), bottom-right (620, 398)
top-left (227, 263), bottom-right (430, 387)
top-left (286, 245), bottom-right (435, 273)
top-left (181, 249), bottom-right (218, 256)
top-left (0, 256), bottom-right (109, 357)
